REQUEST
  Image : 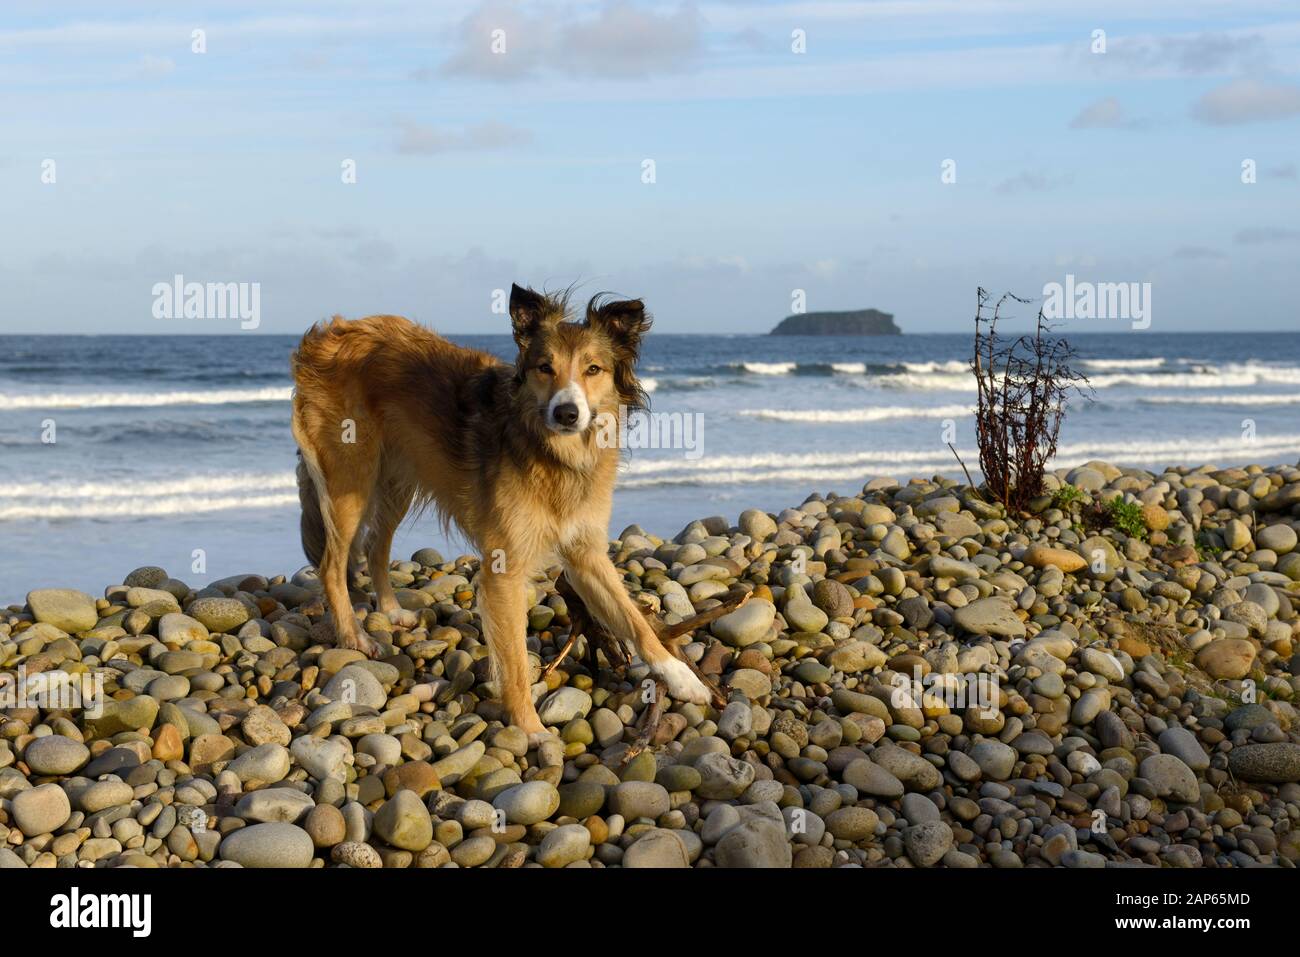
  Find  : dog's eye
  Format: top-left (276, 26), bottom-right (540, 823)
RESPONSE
top-left (585, 364), bottom-right (601, 376)
top-left (537, 363), bottom-right (554, 375)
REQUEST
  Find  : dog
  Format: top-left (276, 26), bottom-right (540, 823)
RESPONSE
top-left (290, 283), bottom-right (710, 737)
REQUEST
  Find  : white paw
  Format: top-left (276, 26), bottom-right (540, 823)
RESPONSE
top-left (653, 656), bottom-right (711, 705)
top-left (528, 730), bottom-right (559, 750)
top-left (386, 607), bottom-right (419, 629)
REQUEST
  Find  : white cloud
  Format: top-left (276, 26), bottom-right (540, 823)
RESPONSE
top-left (1173, 245), bottom-right (1226, 260)
top-left (994, 170), bottom-right (1073, 194)
top-left (441, 0), bottom-right (704, 81)
top-left (1069, 96), bottom-right (1136, 129)
top-left (1193, 78), bottom-right (1300, 124)
top-left (395, 120), bottom-right (533, 154)
top-left (1097, 31), bottom-right (1268, 75)
top-left (1235, 226), bottom-right (1300, 243)
top-left (127, 54), bottom-right (175, 79)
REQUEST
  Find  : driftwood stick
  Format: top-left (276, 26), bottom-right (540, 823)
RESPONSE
top-left (620, 678), bottom-right (669, 767)
top-left (539, 628), bottom-right (581, 680)
top-left (591, 628), bottom-right (630, 672)
top-left (552, 573), bottom-right (739, 711)
top-left (677, 647), bottom-right (729, 711)
top-left (652, 587), bottom-right (751, 641)
top-left (947, 442), bottom-right (985, 502)
top-left (652, 622), bottom-right (729, 710)
top-left (642, 590), bottom-right (748, 711)
top-left (546, 572), bottom-right (630, 678)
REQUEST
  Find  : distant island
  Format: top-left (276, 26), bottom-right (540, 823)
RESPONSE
top-left (770, 309), bottom-right (901, 336)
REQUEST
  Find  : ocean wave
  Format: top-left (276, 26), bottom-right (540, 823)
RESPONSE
top-left (641, 378), bottom-right (657, 394)
top-left (5, 430), bottom-right (1300, 515)
top-left (726, 359), bottom-right (970, 378)
top-left (617, 433), bottom-right (1300, 487)
top-left (189, 370), bottom-right (289, 383)
top-left (0, 472), bottom-right (297, 500)
top-left (869, 372), bottom-right (976, 391)
top-left (101, 417), bottom-right (284, 445)
top-left (0, 387), bottom-right (293, 411)
top-left (1087, 365), bottom-right (1300, 389)
top-left (624, 448), bottom-right (986, 477)
top-left (860, 361), bottom-right (1300, 393)
top-left (650, 376), bottom-right (717, 392)
top-left (899, 360), bottom-right (969, 374)
top-left (0, 469), bottom-right (300, 520)
top-left (739, 362), bottom-right (797, 375)
top-left (1080, 357), bottom-right (1166, 370)
top-left (738, 403), bottom-right (973, 424)
top-left (0, 493), bottom-right (299, 521)
top-left (1141, 393), bottom-right (1300, 406)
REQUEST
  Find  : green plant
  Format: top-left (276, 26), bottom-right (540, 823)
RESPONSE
top-left (1195, 530), bottom-right (1223, 558)
top-left (1080, 496), bottom-right (1146, 540)
top-left (1105, 498), bottom-right (1146, 540)
top-left (1052, 484), bottom-right (1088, 512)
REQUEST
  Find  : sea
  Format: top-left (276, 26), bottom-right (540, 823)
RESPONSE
top-left (3, 332), bottom-right (1300, 598)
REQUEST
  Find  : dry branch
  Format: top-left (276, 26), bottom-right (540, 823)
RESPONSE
top-left (971, 287), bottom-right (1091, 511)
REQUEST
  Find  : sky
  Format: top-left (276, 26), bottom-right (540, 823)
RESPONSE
top-left (1, 0), bottom-right (1298, 334)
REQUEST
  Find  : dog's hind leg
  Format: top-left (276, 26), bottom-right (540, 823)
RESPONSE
top-left (365, 476), bottom-right (417, 628)
top-left (560, 530), bottom-right (711, 706)
top-left (312, 457), bottom-right (382, 659)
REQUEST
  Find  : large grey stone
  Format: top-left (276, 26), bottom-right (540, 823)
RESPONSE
top-left (714, 816), bottom-right (792, 868)
top-left (623, 828), bottom-right (690, 867)
top-left (1139, 754), bottom-right (1200, 803)
top-left (1228, 743), bottom-right (1300, 783)
top-left (321, 665), bottom-right (387, 709)
top-left (953, 597), bottom-right (1025, 638)
top-left (711, 599), bottom-right (776, 648)
top-left (23, 735), bottom-right (89, 775)
top-left (1157, 727), bottom-right (1210, 772)
top-left (26, 589), bottom-right (97, 633)
top-left (235, 788), bottom-right (315, 824)
top-left (11, 783), bottom-right (72, 837)
top-left (219, 823), bottom-right (314, 868)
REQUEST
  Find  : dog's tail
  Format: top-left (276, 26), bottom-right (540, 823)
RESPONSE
top-left (296, 451), bottom-right (328, 571)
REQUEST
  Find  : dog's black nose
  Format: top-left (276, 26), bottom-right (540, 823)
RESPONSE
top-left (553, 402), bottom-right (580, 427)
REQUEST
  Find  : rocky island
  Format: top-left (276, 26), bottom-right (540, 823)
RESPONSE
top-left (771, 308), bottom-right (901, 336)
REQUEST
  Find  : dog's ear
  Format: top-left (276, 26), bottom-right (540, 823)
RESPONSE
top-left (510, 283), bottom-right (554, 348)
top-left (588, 295), bottom-right (652, 410)
top-left (587, 295), bottom-right (651, 356)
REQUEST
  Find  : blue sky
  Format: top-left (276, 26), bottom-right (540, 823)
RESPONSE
top-left (2, 0), bottom-right (1298, 334)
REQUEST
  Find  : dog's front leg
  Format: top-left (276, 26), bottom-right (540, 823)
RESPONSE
top-left (561, 533), bottom-right (711, 706)
top-left (477, 564), bottom-right (547, 738)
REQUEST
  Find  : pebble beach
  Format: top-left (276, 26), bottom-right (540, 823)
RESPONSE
top-left (3, 459), bottom-right (1300, 869)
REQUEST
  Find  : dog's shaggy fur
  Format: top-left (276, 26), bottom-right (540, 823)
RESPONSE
top-left (290, 284), bottom-right (709, 735)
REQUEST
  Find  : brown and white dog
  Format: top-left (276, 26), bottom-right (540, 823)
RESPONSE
top-left (290, 283), bottom-right (709, 737)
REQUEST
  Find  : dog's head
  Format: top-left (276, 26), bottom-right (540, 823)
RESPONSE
top-left (509, 283), bottom-right (651, 436)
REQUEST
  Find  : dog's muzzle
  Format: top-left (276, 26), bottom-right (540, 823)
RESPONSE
top-left (547, 384), bottom-right (590, 434)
